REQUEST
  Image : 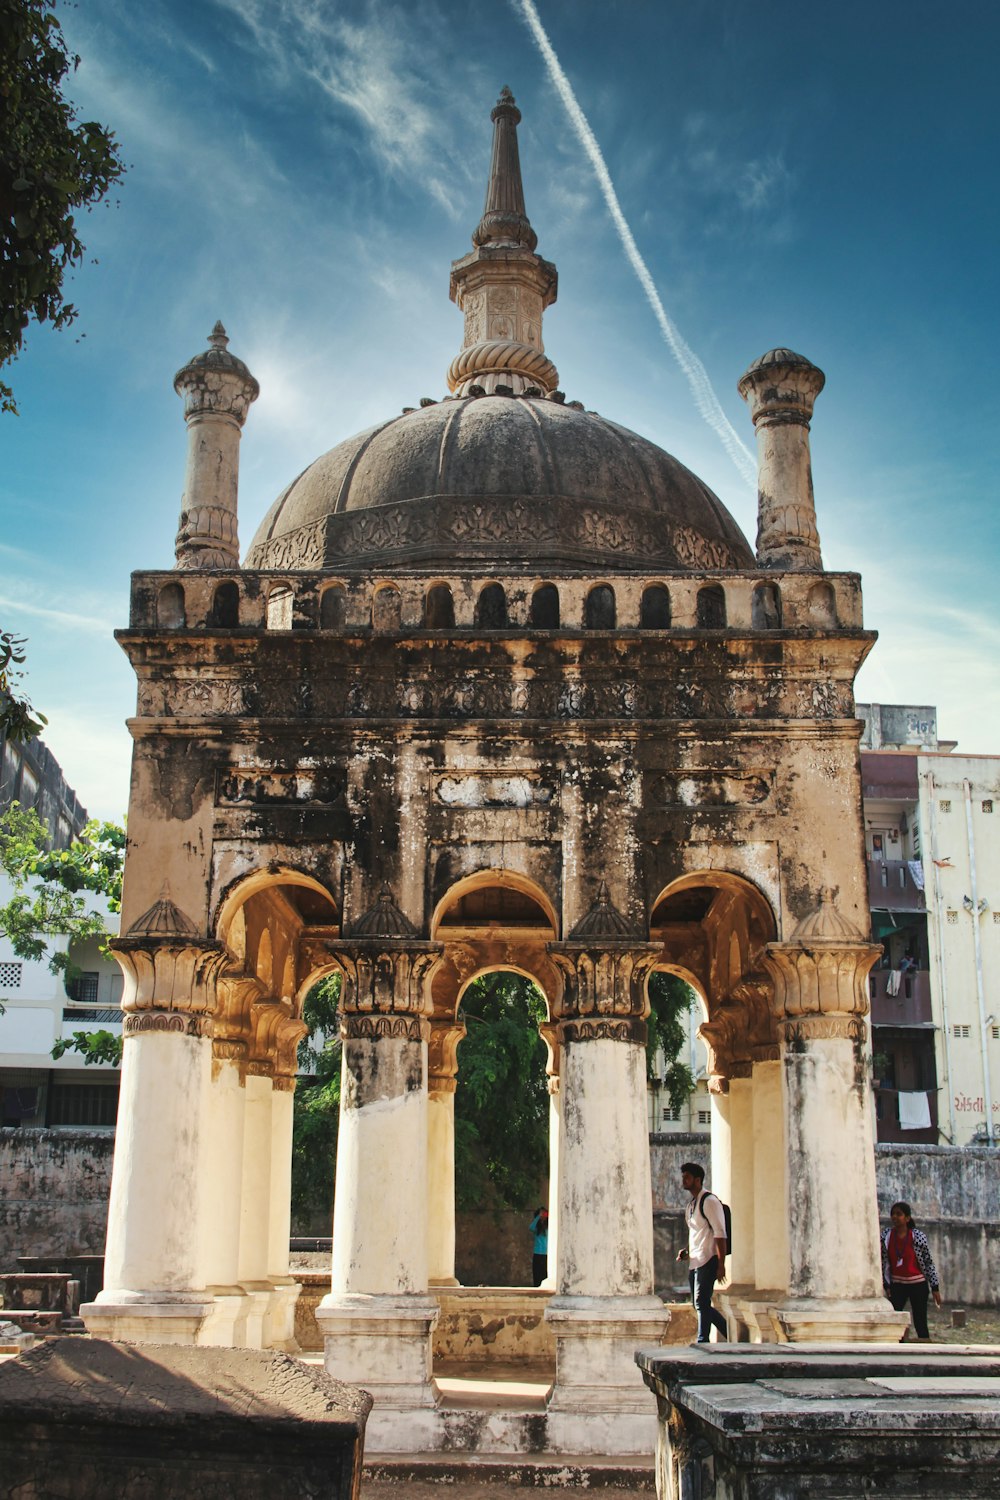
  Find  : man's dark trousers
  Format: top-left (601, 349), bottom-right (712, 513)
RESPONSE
top-left (689, 1254), bottom-right (728, 1342)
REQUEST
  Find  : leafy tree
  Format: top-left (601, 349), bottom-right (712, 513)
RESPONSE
top-left (0, 804), bottom-right (124, 1066)
top-left (0, 629), bottom-right (47, 743)
top-left (647, 970), bottom-right (695, 1114)
top-left (454, 972), bottom-right (549, 1211)
top-left (290, 972), bottom-right (342, 1227)
top-left (1, 0), bottom-right (126, 414)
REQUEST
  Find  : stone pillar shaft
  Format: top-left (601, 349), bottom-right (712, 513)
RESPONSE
top-left (738, 349), bottom-right (825, 571)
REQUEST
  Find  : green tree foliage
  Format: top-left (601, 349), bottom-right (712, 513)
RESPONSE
top-left (290, 972), bottom-right (342, 1226)
top-left (0, 803), bottom-right (124, 1065)
top-left (1, 630), bottom-right (47, 743)
top-left (454, 972), bottom-right (549, 1211)
top-left (647, 970), bottom-right (696, 1113)
top-left (1, 0), bottom-right (126, 414)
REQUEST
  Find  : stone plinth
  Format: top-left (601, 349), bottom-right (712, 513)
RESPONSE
top-left (0, 1337), bottom-right (370, 1500)
top-left (637, 1343), bottom-right (1000, 1500)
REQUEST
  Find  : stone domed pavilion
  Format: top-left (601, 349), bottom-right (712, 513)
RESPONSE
top-left (83, 87), bottom-right (904, 1454)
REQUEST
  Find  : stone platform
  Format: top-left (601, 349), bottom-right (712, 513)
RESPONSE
top-left (0, 1337), bottom-right (370, 1499)
top-left (636, 1343), bottom-right (1000, 1499)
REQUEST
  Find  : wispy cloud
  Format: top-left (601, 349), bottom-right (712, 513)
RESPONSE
top-left (0, 595), bottom-right (116, 636)
top-left (512, 0), bottom-right (756, 487)
top-left (210, 0), bottom-right (479, 218)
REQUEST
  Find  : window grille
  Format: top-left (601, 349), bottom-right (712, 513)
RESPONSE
top-left (0, 961), bottom-right (23, 990)
top-left (946, 910), bottom-right (958, 925)
top-left (662, 1106), bottom-right (681, 1122)
top-left (983, 800), bottom-right (994, 814)
top-left (991, 1026), bottom-right (999, 1041)
top-left (952, 1024), bottom-right (971, 1039)
top-left (939, 799), bottom-right (951, 813)
top-left (47, 1083), bottom-right (119, 1128)
top-left (697, 1109), bottom-right (711, 1125)
top-left (66, 972), bottom-right (100, 1004)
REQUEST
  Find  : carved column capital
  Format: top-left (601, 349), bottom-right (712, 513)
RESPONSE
top-left (326, 938), bottom-right (443, 1044)
top-left (427, 1016), bottom-right (467, 1094)
top-left (111, 936), bottom-right (229, 1040)
top-left (764, 939), bottom-right (881, 1025)
top-left (546, 941), bottom-right (660, 1044)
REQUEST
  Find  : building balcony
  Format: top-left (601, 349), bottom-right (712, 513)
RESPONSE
top-left (867, 858), bottom-right (926, 913)
top-left (869, 969), bottom-right (933, 1027)
top-left (873, 1085), bottom-right (939, 1145)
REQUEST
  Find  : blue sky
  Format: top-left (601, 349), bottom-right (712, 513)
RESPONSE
top-left (3, 0), bottom-right (998, 820)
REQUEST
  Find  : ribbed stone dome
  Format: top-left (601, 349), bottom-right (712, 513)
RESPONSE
top-left (245, 394), bottom-right (753, 573)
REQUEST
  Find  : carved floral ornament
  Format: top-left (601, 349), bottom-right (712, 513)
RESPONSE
top-left (764, 890), bottom-right (881, 1025)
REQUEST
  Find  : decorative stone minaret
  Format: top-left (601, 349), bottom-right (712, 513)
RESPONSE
top-left (448, 87), bottom-right (559, 395)
top-left (173, 322), bottom-right (259, 569)
top-left (738, 347), bottom-right (825, 571)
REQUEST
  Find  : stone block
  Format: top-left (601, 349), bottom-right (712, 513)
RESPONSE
top-left (637, 1344), bottom-right (1000, 1499)
top-left (0, 1337), bottom-right (370, 1499)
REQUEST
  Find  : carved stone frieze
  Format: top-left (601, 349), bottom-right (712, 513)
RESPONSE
top-left (123, 1010), bottom-right (213, 1040)
top-left (779, 1015), bottom-right (868, 1046)
top-left (244, 494), bottom-right (750, 572)
top-left (560, 1017), bottom-right (645, 1044)
top-left (342, 1013), bottom-right (427, 1043)
top-left (133, 659), bottom-right (858, 728)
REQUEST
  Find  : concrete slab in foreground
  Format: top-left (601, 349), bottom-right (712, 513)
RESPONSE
top-left (0, 1337), bottom-right (371, 1500)
top-left (636, 1343), bottom-right (1000, 1500)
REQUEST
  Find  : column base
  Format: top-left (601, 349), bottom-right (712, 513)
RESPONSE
top-left (719, 1287), bottom-right (786, 1344)
top-left (264, 1276), bottom-right (301, 1350)
top-left (317, 1292), bottom-right (439, 1409)
top-left (81, 1291), bottom-right (214, 1345)
top-left (769, 1296), bottom-right (911, 1343)
top-left (545, 1294), bottom-right (670, 1432)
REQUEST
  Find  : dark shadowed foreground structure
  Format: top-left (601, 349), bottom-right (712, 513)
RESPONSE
top-left (637, 1344), bottom-right (1000, 1499)
top-left (0, 1338), bottom-right (370, 1499)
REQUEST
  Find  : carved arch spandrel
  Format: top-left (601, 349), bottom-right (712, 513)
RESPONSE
top-left (650, 870), bottom-right (779, 1082)
top-left (429, 940), bottom-right (562, 1024)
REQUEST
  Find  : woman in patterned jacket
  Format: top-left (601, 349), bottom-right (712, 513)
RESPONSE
top-left (882, 1200), bottom-right (942, 1340)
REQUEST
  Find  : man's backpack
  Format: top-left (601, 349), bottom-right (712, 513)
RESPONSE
top-left (699, 1191), bottom-right (732, 1253)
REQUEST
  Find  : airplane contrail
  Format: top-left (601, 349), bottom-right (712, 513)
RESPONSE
top-left (512, 0), bottom-right (757, 488)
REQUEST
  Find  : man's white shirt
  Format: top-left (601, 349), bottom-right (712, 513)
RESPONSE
top-left (685, 1191), bottom-right (726, 1268)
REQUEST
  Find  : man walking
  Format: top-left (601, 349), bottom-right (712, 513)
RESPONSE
top-left (676, 1161), bottom-right (728, 1343)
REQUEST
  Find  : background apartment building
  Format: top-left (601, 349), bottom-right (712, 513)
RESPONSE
top-left (0, 736), bottom-right (122, 1130)
top-left (860, 704), bottom-right (998, 1147)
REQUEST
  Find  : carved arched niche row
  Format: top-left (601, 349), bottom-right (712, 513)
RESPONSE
top-left (426, 871), bottom-right (563, 1288)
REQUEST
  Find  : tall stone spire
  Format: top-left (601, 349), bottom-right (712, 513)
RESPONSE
top-left (173, 322), bottom-right (259, 570)
top-left (448, 88), bottom-right (558, 396)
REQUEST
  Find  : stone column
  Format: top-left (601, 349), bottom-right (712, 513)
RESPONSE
top-left (427, 1017), bottom-right (465, 1287)
top-left (82, 907), bottom-right (228, 1345)
top-left (265, 1073), bottom-right (300, 1349)
top-left (727, 1069), bottom-right (755, 1287)
top-left (750, 1049), bottom-right (787, 1297)
top-left (198, 984), bottom-right (254, 1347)
top-left (763, 892), bottom-right (909, 1342)
top-left (539, 1022), bottom-right (561, 1290)
top-left (316, 904), bottom-right (442, 1431)
top-left (738, 348), bottom-right (825, 571)
top-left (173, 322), bottom-right (258, 569)
top-left (545, 909), bottom-right (669, 1454)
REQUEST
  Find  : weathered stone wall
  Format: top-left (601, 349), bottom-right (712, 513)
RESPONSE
top-left (0, 1129), bottom-right (113, 1263)
top-left (4, 1128), bottom-right (995, 1305)
top-left (650, 1134), bottom-right (1000, 1305)
top-left (875, 1143), bottom-right (1000, 1304)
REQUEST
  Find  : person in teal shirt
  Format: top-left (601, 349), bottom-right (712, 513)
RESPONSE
top-left (530, 1207), bottom-right (549, 1286)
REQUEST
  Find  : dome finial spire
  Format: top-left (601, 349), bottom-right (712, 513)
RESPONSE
top-left (473, 86), bottom-right (536, 252)
top-left (448, 89), bottom-right (559, 397)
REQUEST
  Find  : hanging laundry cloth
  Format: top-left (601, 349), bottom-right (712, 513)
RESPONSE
top-left (907, 860), bottom-right (925, 890)
top-left (898, 1091), bottom-right (932, 1130)
top-left (886, 969), bottom-right (902, 996)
